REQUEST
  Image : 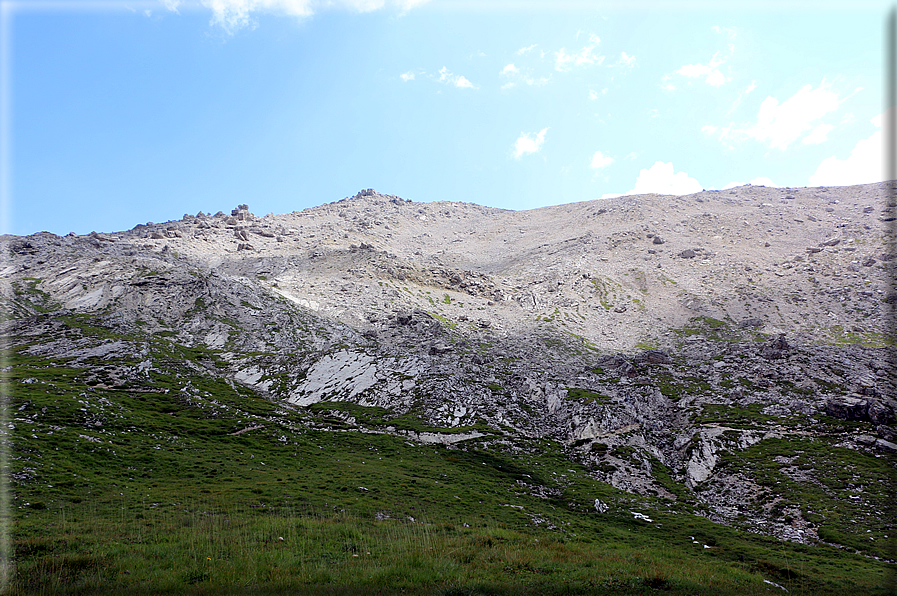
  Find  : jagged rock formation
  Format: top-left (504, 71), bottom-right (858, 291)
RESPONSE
top-left (2, 182), bottom-right (896, 550)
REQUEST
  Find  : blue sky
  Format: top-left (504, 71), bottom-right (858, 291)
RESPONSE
top-left (3, 0), bottom-right (893, 236)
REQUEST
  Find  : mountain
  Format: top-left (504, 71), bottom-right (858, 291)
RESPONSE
top-left (2, 183), bottom-right (896, 593)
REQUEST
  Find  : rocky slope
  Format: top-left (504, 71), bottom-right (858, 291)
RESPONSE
top-left (2, 182), bottom-right (896, 554)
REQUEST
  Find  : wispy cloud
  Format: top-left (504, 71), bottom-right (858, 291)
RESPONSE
top-left (613, 51), bottom-right (636, 69)
top-left (706, 79), bottom-right (857, 151)
top-left (801, 123), bottom-right (834, 145)
top-left (198, 0), bottom-right (430, 34)
top-left (513, 128), bottom-right (548, 160)
top-left (400, 71), bottom-right (415, 82)
top-left (395, 0), bottom-right (429, 12)
top-left (675, 50), bottom-right (729, 86)
top-left (711, 25), bottom-right (737, 39)
top-left (500, 63), bottom-right (549, 89)
top-left (437, 66), bottom-right (477, 89)
top-left (664, 26), bottom-right (735, 88)
top-left (516, 44), bottom-right (537, 55)
top-left (626, 161), bottom-right (702, 196)
top-left (727, 80), bottom-right (757, 114)
top-left (722, 181), bottom-right (745, 190)
top-left (589, 151), bottom-right (614, 169)
top-left (555, 34), bottom-right (603, 72)
top-left (808, 110), bottom-right (887, 186)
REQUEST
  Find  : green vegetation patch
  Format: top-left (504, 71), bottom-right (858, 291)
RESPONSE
top-left (717, 436), bottom-right (896, 558)
top-left (672, 316), bottom-right (741, 343)
top-left (564, 387), bottom-right (612, 403)
top-left (652, 373), bottom-right (712, 399)
top-left (7, 314), bottom-right (897, 595)
top-left (695, 403), bottom-right (778, 428)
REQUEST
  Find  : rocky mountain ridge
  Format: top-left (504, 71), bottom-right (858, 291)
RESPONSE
top-left (3, 182), bottom-right (896, 555)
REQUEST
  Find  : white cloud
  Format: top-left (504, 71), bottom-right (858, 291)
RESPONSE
top-left (667, 31), bottom-right (736, 89)
top-left (346, 0), bottom-right (387, 10)
top-left (615, 51), bottom-right (636, 69)
top-left (802, 123), bottom-right (834, 145)
top-left (749, 177), bottom-right (778, 187)
top-left (500, 64), bottom-right (550, 89)
top-left (200, 0), bottom-right (429, 34)
top-left (395, 0), bottom-right (429, 13)
top-left (589, 151), bottom-right (614, 169)
top-left (675, 51), bottom-right (730, 87)
top-left (625, 162), bottom-right (703, 196)
top-left (513, 128), bottom-right (548, 160)
top-left (162, 0), bottom-right (181, 12)
top-left (747, 81), bottom-right (843, 150)
top-left (701, 124), bottom-right (718, 135)
top-left (400, 71), bottom-right (415, 82)
top-left (709, 80), bottom-right (855, 151)
top-left (711, 25), bottom-right (737, 39)
top-left (516, 44), bottom-right (537, 55)
top-left (705, 70), bottom-right (727, 87)
top-left (555, 34), bottom-right (603, 72)
top-left (808, 110), bottom-right (887, 186)
top-left (727, 80), bottom-right (757, 115)
top-left (501, 64), bottom-right (519, 75)
top-left (722, 181), bottom-right (745, 189)
top-left (601, 192), bottom-right (623, 199)
top-left (436, 66), bottom-right (476, 89)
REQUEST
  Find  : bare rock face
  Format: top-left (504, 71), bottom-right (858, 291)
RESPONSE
top-left (760, 335), bottom-right (792, 360)
top-left (868, 400), bottom-right (896, 425)
top-left (825, 396), bottom-right (870, 421)
top-left (2, 181), bottom-right (895, 550)
top-left (632, 350), bottom-right (671, 365)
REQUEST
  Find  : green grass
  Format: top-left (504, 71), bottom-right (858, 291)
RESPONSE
top-left (564, 388), bottom-right (611, 403)
top-left (694, 403), bottom-right (778, 428)
top-left (17, 498), bottom-right (857, 595)
top-left (12, 421), bottom-right (894, 596)
top-left (6, 317), bottom-right (896, 594)
top-left (671, 316), bottom-right (745, 344)
top-left (11, 278), bottom-right (61, 314)
top-left (825, 325), bottom-right (897, 347)
top-left (716, 436), bottom-right (896, 559)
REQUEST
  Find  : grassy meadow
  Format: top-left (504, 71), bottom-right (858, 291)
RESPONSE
top-left (5, 331), bottom-right (897, 594)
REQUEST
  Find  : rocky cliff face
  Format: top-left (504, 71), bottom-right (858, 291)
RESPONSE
top-left (3, 183), bottom-right (896, 551)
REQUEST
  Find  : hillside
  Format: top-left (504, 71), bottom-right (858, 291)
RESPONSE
top-left (2, 182), bottom-right (896, 594)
